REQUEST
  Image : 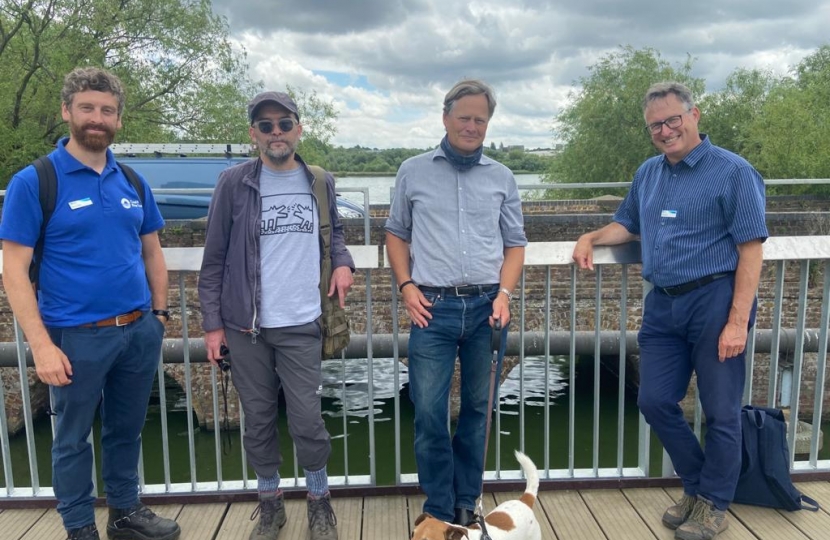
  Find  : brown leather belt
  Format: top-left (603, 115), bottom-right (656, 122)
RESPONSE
top-left (81, 310), bottom-right (143, 328)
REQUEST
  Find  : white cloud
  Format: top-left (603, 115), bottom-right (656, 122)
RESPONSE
top-left (213, 0), bottom-right (830, 149)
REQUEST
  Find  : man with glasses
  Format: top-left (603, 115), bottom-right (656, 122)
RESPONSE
top-left (198, 91), bottom-right (354, 540)
top-left (573, 82), bottom-right (767, 540)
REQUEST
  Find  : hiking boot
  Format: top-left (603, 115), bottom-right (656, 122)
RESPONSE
top-left (453, 508), bottom-right (479, 527)
top-left (674, 496), bottom-right (729, 540)
top-left (662, 493), bottom-right (697, 530)
top-left (68, 524), bottom-right (100, 540)
top-left (307, 493), bottom-right (338, 540)
top-left (107, 502), bottom-right (181, 540)
top-left (249, 492), bottom-right (287, 540)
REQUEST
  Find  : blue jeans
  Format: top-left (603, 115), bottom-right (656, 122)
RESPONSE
top-left (408, 287), bottom-right (508, 521)
top-left (48, 312), bottom-right (164, 530)
top-left (637, 276), bottom-right (755, 510)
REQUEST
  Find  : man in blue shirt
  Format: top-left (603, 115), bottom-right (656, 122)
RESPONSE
top-left (573, 82), bottom-right (767, 540)
top-left (385, 79), bottom-right (527, 526)
top-left (0, 67), bottom-right (179, 540)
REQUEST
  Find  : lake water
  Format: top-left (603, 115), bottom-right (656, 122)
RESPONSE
top-left (5, 357), bottom-right (829, 488)
top-left (1, 357), bottom-right (658, 487)
top-left (335, 173), bottom-right (545, 207)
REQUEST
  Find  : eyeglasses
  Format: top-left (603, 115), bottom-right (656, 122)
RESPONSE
top-left (254, 118), bottom-right (298, 134)
top-left (645, 109), bottom-right (691, 135)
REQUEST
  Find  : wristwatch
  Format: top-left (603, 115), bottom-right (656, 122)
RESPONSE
top-left (499, 288), bottom-right (513, 300)
top-left (152, 309), bottom-right (171, 321)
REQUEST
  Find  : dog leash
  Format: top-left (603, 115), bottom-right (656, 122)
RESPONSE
top-left (475, 319), bottom-right (502, 540)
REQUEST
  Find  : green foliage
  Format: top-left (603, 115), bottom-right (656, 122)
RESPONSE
top-left (483, 148), bottom-right (550, 172)
top-left (286, 85), bottom-right (339, 168)
top-left (744, 45), bottom-right (830, 194)
top-left (547, 46), bottom-right (703, 197)
top-left (546, 44), bottom-right (830, 199)
top-left (323, 146), bottom-right (425, 174)
top-left (698, 68), bottom-right (776, 156)
top-left (0, 0), bottom-right (259, 185)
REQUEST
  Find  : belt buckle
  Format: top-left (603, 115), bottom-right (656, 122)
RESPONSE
top-left (115, 313), bottom-right (131, 326)
top-left (454, 286), bottom-right (471, 297)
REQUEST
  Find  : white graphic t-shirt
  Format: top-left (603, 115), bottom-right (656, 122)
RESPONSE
top-left (258, 165), bottom-right (321, 328)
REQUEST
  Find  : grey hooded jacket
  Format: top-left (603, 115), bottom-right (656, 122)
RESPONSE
top-left (198, 155), bottom-right (354, 334)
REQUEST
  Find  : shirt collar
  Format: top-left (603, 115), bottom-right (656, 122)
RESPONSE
top-left (53, 137), bottom-right (118, 175)
top-left (662, 133), bottom-right (710, 169)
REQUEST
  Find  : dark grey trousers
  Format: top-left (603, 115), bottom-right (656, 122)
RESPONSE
top-left (224, 320), bottom-right (331, 477)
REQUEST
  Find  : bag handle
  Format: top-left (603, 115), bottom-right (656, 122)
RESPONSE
top-left (800, 494), bottom-right (820, 512)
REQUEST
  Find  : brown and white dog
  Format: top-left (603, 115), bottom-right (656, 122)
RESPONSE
top-left (411, 450), bottom-right (542, 540)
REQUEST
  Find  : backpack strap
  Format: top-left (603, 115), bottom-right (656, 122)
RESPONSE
top-left (29, 157), bottom-right (147, 288)
top-left (117, 161), bottom-right (146, 206)
top-left (30, 156), bottom-right (58, 286)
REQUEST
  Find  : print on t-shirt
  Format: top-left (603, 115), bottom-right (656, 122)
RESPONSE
top-left (261, 193), bottom-right (316, 235)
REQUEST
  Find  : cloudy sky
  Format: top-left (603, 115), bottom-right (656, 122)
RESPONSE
top-left (211, 0), bottom-right (829, 151)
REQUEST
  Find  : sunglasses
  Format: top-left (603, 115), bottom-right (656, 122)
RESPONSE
top-left (254, 118), bottom-right (298, 134)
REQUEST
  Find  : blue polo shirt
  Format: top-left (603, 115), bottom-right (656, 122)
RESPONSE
top-left (0, 138), bottom-right (165, 327)
top-left (613, 135), bottom-right (768, 288)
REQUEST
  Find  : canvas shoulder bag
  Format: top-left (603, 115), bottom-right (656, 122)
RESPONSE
top-left (733, 405), bottom-right (820, 511)
top-left (309, 165), bottom-right (351, 358)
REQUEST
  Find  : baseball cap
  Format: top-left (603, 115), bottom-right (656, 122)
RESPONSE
top-left (247, 91), bottom-right (300, 124)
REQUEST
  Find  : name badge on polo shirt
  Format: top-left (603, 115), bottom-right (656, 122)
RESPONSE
top-left (68, 198), bottom-right (93, 210)
top-left (661, 209), bottom-right (677, 218)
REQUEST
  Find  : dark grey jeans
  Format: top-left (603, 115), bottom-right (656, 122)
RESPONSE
top-left (224, 320), bottom-right (331, 477)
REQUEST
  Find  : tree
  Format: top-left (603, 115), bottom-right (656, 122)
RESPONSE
top-left (286, 85), bottom-right (338, 168)
top-left (697, 68), bottom-right (776, 156)
top-left (548, 46), bottom-right (703, 197)
top-left (0, 0), bottom-right (259, 184)
top-left (744, 45), bottom-right (830, 193)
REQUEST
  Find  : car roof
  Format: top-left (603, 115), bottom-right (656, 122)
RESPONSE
top-left (119, 157), bottom-right (250, 189)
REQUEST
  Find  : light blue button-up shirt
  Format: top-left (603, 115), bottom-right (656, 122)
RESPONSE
top-left (385, 146), bottom-right (527, 287)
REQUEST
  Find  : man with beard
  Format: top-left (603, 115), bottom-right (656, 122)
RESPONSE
top-left (0, 67), bottom-right (180, 540)
top-left (198, 91), bottom-right (354, 540)
top-left (385, 79), bottom-right (526, 525)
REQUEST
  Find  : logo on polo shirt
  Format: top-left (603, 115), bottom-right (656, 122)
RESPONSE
top-left (121, 198), bottom-right (142, 209)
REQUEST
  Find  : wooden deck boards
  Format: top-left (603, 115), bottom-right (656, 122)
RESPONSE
top-left (3, 482), bottom-right (828, 540)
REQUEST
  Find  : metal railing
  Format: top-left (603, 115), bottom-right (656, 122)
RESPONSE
top-left (0, 237), bottom-right (829, 500)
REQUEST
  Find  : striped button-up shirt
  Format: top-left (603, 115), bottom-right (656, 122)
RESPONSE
top-left (385, 146), bottom-right (527, 287)
top-left (614, 135), bottom-right (768, 288)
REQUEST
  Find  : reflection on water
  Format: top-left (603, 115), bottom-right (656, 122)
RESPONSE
top-left (321, 357), bottom-right (408, 419)
top-left (321, 356), bottom-right (568, 418)
top-left (500, 357), bottom-right (568, 407)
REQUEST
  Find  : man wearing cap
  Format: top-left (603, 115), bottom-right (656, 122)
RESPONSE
top-left (198, 91), bottom-right (354, 540)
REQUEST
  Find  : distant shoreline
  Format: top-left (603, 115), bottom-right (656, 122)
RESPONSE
top-left (334, 169), bottom-right (539, 177)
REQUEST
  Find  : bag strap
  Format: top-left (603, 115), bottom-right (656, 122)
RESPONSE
top-left (118, 161), bottom-right (146, 206)
top-left (30, 157), bottom-right (147, 289)
top-left (309, 165), bottom-right (332, 299)
top-left (800, 494), bottom-right (821, 511)
top-left (30, 156), bottom-right (57, 286)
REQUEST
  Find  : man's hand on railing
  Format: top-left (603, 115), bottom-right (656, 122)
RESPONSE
top-left (572, 235), bottom-right (595, 271)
